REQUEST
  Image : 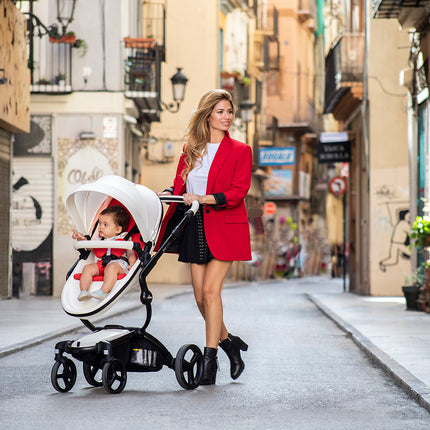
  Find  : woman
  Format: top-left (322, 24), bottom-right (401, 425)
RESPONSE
top-left (156, 89), bottom-right (252, 385)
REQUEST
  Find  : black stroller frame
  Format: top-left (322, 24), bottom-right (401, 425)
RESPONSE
top-left (51, 197), bottom-right (203, 394)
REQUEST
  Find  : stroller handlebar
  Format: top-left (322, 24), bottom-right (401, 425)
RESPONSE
top-left (158, 195), bottom-right (200, 217)
top-left (73, 240), bottom-right (134, 251)
top-left (186, 200), bottom-right (200, 216)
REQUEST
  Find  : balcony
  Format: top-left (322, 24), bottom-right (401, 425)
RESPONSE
top-left (29, 36), bottom-right (74, 94)
top-left (373, 0), bottom-right (428, 28)
top-left (124, 38), bottom-right (162, 123)
top-left (324, 33), bottom-right (364, 121)
top-left (297, 0), bottom-right (316, 23)
top-left (252, 5), bottom-right (280, 72)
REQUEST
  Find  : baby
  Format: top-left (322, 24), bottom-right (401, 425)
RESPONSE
top-left (73, 205), bottom-right (137, 301)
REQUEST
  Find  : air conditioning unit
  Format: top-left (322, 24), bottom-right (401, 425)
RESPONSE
top-left (163, 141), bottom-right (175, 158)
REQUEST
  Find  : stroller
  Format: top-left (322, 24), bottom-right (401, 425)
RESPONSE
top-left (51, 175), bottom-right (203, 394)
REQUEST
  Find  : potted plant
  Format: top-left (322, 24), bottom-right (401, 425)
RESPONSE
top-left (73, 38), bottom-right (88, 57)
top-left (402, 267), bottom-right (424, 311)
top-left (55, 73), bottom-right (66, 86)
top-left (37, 78), bottom-right (51, 85)
top-left (409, 214), bottom-right (430, 249)
top-left (49, 31), bottom-right (77, 44)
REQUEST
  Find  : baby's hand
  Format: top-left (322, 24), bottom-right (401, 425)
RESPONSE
top-left (72, 230), bottom-right (86, 241)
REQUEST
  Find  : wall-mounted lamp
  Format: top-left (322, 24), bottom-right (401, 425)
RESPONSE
top-left (0, 69), bottom-right (7, 85)
top-left (160, 68), bottom-right (189, 113)
top-left (79, 131), bottom-right (96, 140)
top-left (239, 99), bottom-right (255, 123)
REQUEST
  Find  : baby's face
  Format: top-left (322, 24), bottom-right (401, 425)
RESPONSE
top-left (98, 213), bottom-right (122, 239)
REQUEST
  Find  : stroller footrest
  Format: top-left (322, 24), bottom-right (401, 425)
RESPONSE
top-left (73, 274), bottom-right (127, 281)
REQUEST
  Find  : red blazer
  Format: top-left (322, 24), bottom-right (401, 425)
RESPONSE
top-left (156, 132), bottom-right (252, 261)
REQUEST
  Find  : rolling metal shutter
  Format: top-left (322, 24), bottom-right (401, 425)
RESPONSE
top-left (0, 129), bottom-right (11, 298)
top-left (11, 157), bottom-right (54, 295)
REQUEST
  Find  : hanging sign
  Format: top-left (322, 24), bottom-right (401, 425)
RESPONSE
top-left (317, 132), bottom-right (351, 163)
top-left (329, 176), bottom-right (347, 195)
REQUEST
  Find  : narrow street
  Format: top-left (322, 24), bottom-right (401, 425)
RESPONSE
top-left (1, 279), bottom-right (429, 429)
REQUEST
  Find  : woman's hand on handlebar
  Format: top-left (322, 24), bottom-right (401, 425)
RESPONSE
top-left (183, 193), bottom-right (202, 205)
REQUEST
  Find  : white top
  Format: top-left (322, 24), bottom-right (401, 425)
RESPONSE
top-left (186, 143), bottom-right (221, 195)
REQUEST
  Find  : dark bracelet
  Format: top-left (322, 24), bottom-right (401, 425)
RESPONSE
top-left (162, 187), bottom-right (174, 195)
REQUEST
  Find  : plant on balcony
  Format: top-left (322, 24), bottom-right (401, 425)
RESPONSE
top-left (73, 38), bottom-right (88, 57)
top-left (220, 70), bottom-right (241, 79)
top-left (240, 76), bottom-right (251, 86)
top-left (37, 78), bottom-right (51, 85)
top-left (49, 31), bottom-right (77, 44)
top-left (55, 73), bottom-right (66, 85)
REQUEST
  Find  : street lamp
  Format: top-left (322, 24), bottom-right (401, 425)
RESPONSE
top-left (24, 0), bottom-right (77, 39)
top-left (239, 99), bottom-right (255, 123)
top-left (160, 68), bottom-right (189, 113)
top-left (56, 0), bottom-right (77, 37)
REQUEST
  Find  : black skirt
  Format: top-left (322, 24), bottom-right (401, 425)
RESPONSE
top-left (178, 206), bottom-right (214, 264)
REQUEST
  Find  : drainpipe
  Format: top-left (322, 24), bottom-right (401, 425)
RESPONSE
top-left (360, 0), bottom-right (370, 294)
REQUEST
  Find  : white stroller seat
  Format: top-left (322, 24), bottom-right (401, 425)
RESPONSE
top-left (62, 175), bottom-right (163, 319)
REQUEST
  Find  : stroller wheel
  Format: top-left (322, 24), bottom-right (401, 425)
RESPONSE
top-left (51, 358), bottom-right (77, 393)
top-left (175, 344), bottom-right (203, 390)
top-left (102, 359), bottom-right (127, 394)
top-left (83, 363), bottom-right (103, 387)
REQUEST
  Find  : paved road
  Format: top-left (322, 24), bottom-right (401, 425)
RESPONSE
top-left (1, 281), bottom-right (430, 429)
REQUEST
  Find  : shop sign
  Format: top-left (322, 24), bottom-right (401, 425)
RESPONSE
top-left (317, 132), bottom-right (351, 163)
top-left (259, 147), bottom-right (296, 166)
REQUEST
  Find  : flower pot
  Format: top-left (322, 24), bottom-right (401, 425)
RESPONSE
top-left (49, 35), bottom-right (77, 44)
top-left (124, 37), bottom-right (155, 48)
top-left (402, 285), bottom-right (422, 311)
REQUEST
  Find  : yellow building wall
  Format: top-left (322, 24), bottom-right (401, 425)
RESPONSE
top-left (266, 0), bottom-right (314, 125)
top-left (142, 0), bottom-right (219, 283)
top-left (368, 19), bottom-right (410, 296)
top-left (0, 0), bottom-right (30, 133)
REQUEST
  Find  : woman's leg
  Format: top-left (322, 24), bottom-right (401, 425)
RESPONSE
top-left (191, 260), bottom-right (231, 348)
top-left (190, 262), bottom-right (230, 344)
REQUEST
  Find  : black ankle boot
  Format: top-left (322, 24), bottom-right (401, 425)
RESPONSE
top-left (219, 333), bottom-right (248, 380)
top-left (200, 347), bottom-right (218, 385)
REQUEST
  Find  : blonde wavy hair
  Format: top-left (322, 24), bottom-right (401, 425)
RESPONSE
top-left (181, 89), bottom-right (236, 181)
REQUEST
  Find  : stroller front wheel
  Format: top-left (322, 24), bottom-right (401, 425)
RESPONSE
top-left (102, 359), bottom-right (127, 394)
top-left (51, 358), bottom-right (77, 393)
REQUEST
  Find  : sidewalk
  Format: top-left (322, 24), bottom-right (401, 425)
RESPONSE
top-left (0, 283), bottom-right (192, 358)
top-left (304, 278), bottom-right (430, 413)
top-left (1, 277), bottom-right (430, 412)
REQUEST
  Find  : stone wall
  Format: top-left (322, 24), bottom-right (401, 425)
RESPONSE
top-left (0, 0), bottom-right (30, 133)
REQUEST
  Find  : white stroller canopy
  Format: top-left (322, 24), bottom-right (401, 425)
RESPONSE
top-left (66, 175), bottom-right (163, 245)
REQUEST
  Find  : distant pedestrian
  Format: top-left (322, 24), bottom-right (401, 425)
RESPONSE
top-left (156, 89), bottom-right (251, 385)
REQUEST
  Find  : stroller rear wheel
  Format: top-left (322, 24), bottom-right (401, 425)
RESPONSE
top-left (102, 358), bottom-right (127, 394)
top-left (51, 358), bottom-right (77, 393)
top-left (83, 363), bottom-right (103, 387)
top-left (175, 344), bottom-right (203, 390)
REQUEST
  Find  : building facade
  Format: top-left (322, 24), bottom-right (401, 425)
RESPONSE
top-left (12, 0), bottom-right (172, 297)
top-left (324, 0), bottom-right (410, 295)
top-left (0, 0), bottom-right (30, 298)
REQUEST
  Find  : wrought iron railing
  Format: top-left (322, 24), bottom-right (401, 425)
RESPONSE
top-left (324, 33), bottom-right (364, 111)
top-left (28, 35), bottom-right (74, 94)
top-left (123, 38), bottom-right (163, 123)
